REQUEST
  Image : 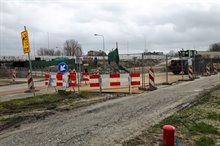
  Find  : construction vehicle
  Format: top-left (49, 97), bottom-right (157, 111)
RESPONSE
top-left (168, 50), bottom-right (197, 75)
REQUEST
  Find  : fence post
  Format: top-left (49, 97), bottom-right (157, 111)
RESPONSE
top-left (141, 53), bottom-right (145, 88)
top-left (12, 69), bottom-right (16, 82)
top-left (166, 55), bottom-right (168, 84)
top-left (128, 75), bottom-right (132, 94)
top-left (77, 72), bottom-right (81, 93)
top-left (99, 75), bottom-right (102, 95)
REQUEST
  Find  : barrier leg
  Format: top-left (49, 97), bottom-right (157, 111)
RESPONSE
top-left (99, 77), bottom-right (102, 95)
top-left (128, 76), bottom-right (132, 94)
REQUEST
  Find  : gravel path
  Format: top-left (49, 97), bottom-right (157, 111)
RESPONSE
top-left (0, 75), bottom-right (219, 146)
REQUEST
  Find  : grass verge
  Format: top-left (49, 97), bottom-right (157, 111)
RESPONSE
top-left (0, 92), bottom-right (90, 115)
top-left (0, 91), bottom-right (127, 131)
top-left (0, 92), bottom-right (97, 130)
top-left (123, 88), bottom-right (220, 146)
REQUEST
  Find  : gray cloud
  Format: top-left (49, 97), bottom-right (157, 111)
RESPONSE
top-left (0, 0), bottom-right (220, 56)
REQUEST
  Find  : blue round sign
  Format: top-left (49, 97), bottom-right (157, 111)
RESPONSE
top-left (58, 62), bottom-right (68, 74)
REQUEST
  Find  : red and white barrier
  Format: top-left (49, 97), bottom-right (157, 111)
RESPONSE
top-left (45, 72), bottom-right (141, 93)
top-left (101, 73), bottom-right (129, 87)
top-left (89, 74), bottom-right (100, 87)
top-left (130, 73), bottom-right (141, 86)
top-left (45, 72), bottom-right (68, 88)
top-left (12, 69), bottom-right (16, 82)
top-left (56, 72), bottom-right (64, 87)
top-left (44, 73), bottom-right (50, 86)
top-left (27, 70), bottom-right (33, 89)
top-left (149, 67), bottom-right (155, 89)
top-left (69, 71), bottom-right (77, 87)
top-left (82, 72), bottom-right (89, 85)
top-left (188, 66), bottom-right (193, 80)
top-left (206, 65), bottom-right (210, 76)
top-left (214, 64), bottom-right (218, 74)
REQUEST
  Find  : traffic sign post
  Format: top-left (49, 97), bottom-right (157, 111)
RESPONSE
top-left (21, 26), bottom-right (35, 96)
top-left (75, 50), bottom-right (82, 93)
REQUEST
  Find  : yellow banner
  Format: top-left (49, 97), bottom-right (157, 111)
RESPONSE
top-left (21, 30), bottom-right (30, 54)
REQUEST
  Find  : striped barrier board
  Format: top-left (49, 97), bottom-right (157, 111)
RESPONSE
top-left (90, 74), bottom-right (100, 87)
top-left (56, 72), bottom-right (63, 87)
top-left (206, 65), bottom-right (210, 76)
top-left (12, 69), bottom-right (16, 82)
top-left (130, 73), bottom-right (141, 86)
top-left (149, 67), bottom-right (155, 89)
top-left (82, 72), bottom-right (89, 82)
top-left (45, 72), bottom-right (141, 93)
top-left (214, 64), bottom-right (218, 74)
top-left (44, 73), bottom-right (50, 86)
top-left (45, 73), bottom-right (68, 87)
top-left (101, 73), bottom-right (129, 87)
top-left (188, 66), bottom-right (193, 80)
top-left (27, 70), bottom-right (33, 89)
top-left (69, 71), bottom-right (77, 87)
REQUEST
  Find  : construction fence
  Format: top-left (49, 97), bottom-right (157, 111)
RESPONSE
top-left (1, 53), bottom-right (220, 94)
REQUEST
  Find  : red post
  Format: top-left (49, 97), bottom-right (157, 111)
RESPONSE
top-left (163, 125), bottom-right (175, 146)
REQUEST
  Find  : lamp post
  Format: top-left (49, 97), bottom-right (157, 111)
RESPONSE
top-left (56, 46), bottom-right (63, 56)
top-left (94, 33), bottom-right (105, 70)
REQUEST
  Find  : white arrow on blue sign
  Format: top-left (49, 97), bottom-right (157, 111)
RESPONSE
top-left (58, 62), bottom-right (68, 74)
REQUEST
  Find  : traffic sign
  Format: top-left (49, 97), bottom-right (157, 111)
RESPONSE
top-left (58, 62), bottom-right (68, 74)
top-left (75, 47), bottom-right (82, 57)
top-left (21, 30), bottom-right (30, 54)
top-left (188, 58), bottom-right (192, 66)
top-left (75, 57), bottom-right (82, 64)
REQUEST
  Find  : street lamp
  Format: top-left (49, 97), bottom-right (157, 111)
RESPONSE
top-left (94, 33), bottom-right (105, 70)
top-left (56, 46), bottom-right (63, 56)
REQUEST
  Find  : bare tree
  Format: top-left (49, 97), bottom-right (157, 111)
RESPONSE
top-left (37, 48), bottom-right (59, 56)
top-left (63, 39), bottom-right (82, 56)
top-left (54, 50), bottom-right (62, 56)
top-left (167, 50), bottom-right (177, 57)
top-left (47, 49), bottom-right (55, 56)
top-left (37, 48), bottom-right (46, 56)
top-left (209, 43), bottom-right (220, 51)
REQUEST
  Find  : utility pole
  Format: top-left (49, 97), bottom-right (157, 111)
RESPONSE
top-left (142, 53), bottom-right (145, 88)
top-left (166, 55), bottom-right (168, 83)
top-left (181, 48), bottom-right (184, 80)
top-left (47, 32), bottom-right (50, 50)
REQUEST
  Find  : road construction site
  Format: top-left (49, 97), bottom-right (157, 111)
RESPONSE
top-left (0, 74), bottom-right (219, 146)
top-left (0, 71), bottom-right (189, 101)
top-left (0, 50), bottom-right (220, 145)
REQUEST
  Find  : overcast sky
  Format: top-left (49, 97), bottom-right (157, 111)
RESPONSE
top-left (0, 0), bottom-right (220, 56)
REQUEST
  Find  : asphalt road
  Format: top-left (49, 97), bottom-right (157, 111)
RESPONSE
top-left (0, 75), bottom-right (219, 146)
top-left (0, 81), bottom-right (51, 102)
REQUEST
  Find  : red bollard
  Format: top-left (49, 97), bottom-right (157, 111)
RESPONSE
top-left (163, 125), bottom-right (175, 146)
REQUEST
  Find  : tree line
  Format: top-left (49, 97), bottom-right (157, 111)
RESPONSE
top-left (37, 39), bottom-right (220, 57)
top-left (209, 42), bottom-right (220, 51)
top-left (37, 39), bottom-right (82, 56)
